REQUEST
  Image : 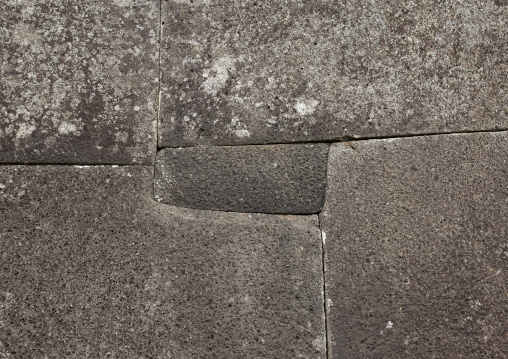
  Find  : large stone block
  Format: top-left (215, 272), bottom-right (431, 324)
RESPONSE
top-left (0, 166), bottom-right (325, 358)
top-left (154, 144), bottom-right (329, 213)
top-left (0, 1), bottom-right (158, 164)
top-left (159, 0), bottom-right (507, 147)
top-left (321, 132), bottom-right (508, 358)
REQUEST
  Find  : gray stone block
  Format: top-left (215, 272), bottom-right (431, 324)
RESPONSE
top-left (154, 144), bottom-right (329, 213)
top-left (321, 131), bottom-right (508, 358)
top-left (0, 1), bottom-right (158, 164)
top-left (0, 166), bottom-right (325, 358)
top-left (159, 0), bottom-right (507, 147)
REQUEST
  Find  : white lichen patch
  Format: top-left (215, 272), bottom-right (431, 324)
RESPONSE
top-left (201, 56), bottom-right (238, 96)
top-left (226, 117), bottom-right (252, 138)
top-left (265, 76), bottom-right (277, 90)
top-left (233, 129), bottom-right (252, 138)
top-left (294, 98), bottom-right (319, 116)
top-left (13, 23), bottom-right (41, 47)
top-left (312, 336), bottom-right (326, 353)
top-left (113, 0), bottom-right (134, 7)
top-left (16, 123), bottom-right (36, 141)
top-left (58, 121), bottom-right (77, 135)
top-left (266, 116), bottom-right (278, 127)
top-left (171, 0), bottom-right (212, 4)
top-left (115, 131), bottom-right (129, 143)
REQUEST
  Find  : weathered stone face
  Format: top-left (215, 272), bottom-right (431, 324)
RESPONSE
top-left (159, 0), bottom-right (507, 147)
top-left (0, 1), bottom-right (158, 164)
top-left (2, 0), bottom-right (506, 357)
top-left (0, 166), bottom-right (325, 358)
top-left (321, 131), bottom-right (508, 358)
top-left (154, 143), bottom-right (329, 213)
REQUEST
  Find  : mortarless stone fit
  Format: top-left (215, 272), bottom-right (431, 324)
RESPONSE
top-left (1, 0), bottom-right (507, 357)
top-left (154, 143), bottom-right (329, 214)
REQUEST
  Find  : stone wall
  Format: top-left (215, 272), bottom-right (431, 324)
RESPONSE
top-left (1, 1), bottom-right (507, 357)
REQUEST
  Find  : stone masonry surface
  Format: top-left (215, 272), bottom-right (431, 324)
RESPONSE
top-left (0, 1), bottom-right (158, 164)
top-left (1, 0), bottom-right (507, 357)
top-left (321, 131), bottom-right (508, 358)
top-left (159, 0), bottom-right (507, 147)
top-left (0, 166), bottom-right (325, 358)
top-left (154, 143), bottom-right (329, 213)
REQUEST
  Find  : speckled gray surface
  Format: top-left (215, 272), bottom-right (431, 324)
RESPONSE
top-left (0, 1), bottom-right (158, 164)
top-left (321, 131), bottom-right (508, 358)
top-left (154, 144), bottom-right (329, 213)
top-left (159, 0), bottom-right (507, 147)
top-left (2, 0), bottom-right (508, 357)
top-left (0, 166), bottom-right (325, 358)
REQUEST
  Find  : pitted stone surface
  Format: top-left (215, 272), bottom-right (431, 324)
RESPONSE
top-left (159, 0), bottom-right (507, 147)
top-left (321, 132), bottom-right (508, 358)
top-left (0, 1), bottom-right (158, 164)
top-left (154, 144), bottom-right (329, 213)
top-left (0, 166), bottom-right (325, 358)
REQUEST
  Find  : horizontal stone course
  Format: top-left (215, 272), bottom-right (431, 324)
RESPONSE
top-left (159, 0), bottom-right (507, 147)
top-left (154, 143), bottom-right (329, 214)
top-left (321, 131), bottom-right (508, 358)
top-left (0, 166), bottom-right (325, 358)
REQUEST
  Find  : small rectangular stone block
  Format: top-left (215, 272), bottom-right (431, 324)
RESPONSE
top-left (159, 0), bottom-right (507, 147)
top-left (321, 131), bottom-right (508, 358)
top-left (154, 144), bottom-right (329, 213)
top-left (0, 166), bottom-right (325, 358)
top-left (0, 1), bottom-right (158, 164)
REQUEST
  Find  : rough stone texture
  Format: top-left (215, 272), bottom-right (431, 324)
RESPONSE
top-left (159, 0), bottom-right (507, 147)
top-left (154, 144), bottom-right (329, 213)
top-left (0, 1), bottom-right (158, 164)
top-left (321, 131), bottom-right (508, 358)
top-left (0, 166), bottom-right (325, 358)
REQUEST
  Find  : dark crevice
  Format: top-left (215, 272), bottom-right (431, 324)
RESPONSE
top-left (153, 201), bottom-right (323, 216)
top-left (154, 0), bottom-right (163, 204)
top-left (318, 213), bottom-right (330, 359)
top-left (156, 0), bottom-right (162, 150)
top-left (157, 128), bottom-right (508, 150)
top-left (0, 163), bottom-right (149, 166)
top-left (318, 145), bottom-right (331, 358)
